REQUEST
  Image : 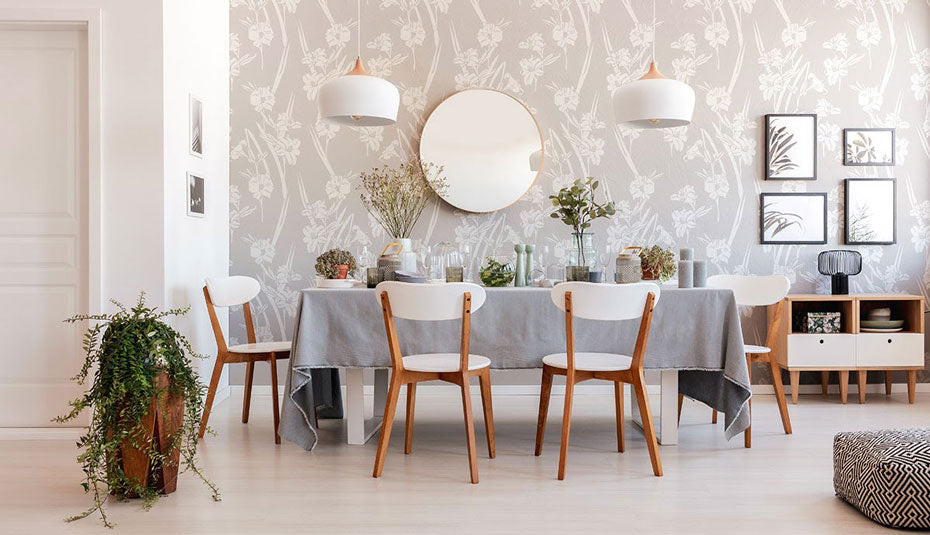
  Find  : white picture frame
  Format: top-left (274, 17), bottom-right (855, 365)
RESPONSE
top-left (187, 172), bottom-right (205, 218)
top-left (189, 94), bottom-right (203, 157)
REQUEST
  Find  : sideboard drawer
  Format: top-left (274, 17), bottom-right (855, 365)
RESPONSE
top-left (856, 333), bottom-right (924, 367)
top-left (786, 334), bottom-right (857, 367)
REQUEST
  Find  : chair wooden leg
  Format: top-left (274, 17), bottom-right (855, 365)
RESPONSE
top-left (822, 371), bottom-right (830, 396)
top-left (767, 354), bottom-right (792, 435)
top-left (460, 375), bottom-right (479, 484)
top-left (839, 370), bottom-right (849, 404)
top-left (789, 370), bottom-right (800, 404)
top-left (198, 353), bottom-right (225, 438)
top-left (744, 355), bottom-right (752, 449)
top-left (557, 374), bottom-right (576, 480)
top-left (907, 370), bottom-right (916, 404)
top-left (857, 370), bottom-right (867, 404)
top-left (373, 375), bottom-right (403, 478)
top-left (631, 371), bottom-right (662, 477)
top-left (614, 381), bottom-right (625, 453)
top-left (404, 383), bottom-right (416, 455)
top-left (269, 355), bottom-right (281, 445)
top-left (711, 410), bottom-right (718, 424)
top-left (885, 371), bottom-right (893, 396)
top-left (676, 393), bottom-right (683, 426)
top-left (478, 369), bottom-right (495, 459)
top-left (534, 366), bottom-right (553, 456)
top-left (242, 361), bottom-right (255, 423)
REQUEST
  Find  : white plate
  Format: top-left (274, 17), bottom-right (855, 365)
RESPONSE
top-left (861, 327), bottom-right (904, 333)
top-left (316, 278), bottom-right (359, 288)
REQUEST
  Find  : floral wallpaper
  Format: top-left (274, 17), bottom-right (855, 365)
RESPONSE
top-left (229, 0), bottom-right (930, 383)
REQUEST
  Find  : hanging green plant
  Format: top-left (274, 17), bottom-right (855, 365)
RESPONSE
top-left (55, 293), bottom-right (219, 527)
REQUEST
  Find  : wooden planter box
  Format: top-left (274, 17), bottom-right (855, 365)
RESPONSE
top-left (119, 371), bottom-right (184, 496)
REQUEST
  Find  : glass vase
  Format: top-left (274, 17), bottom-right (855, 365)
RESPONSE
top-left (568, 232), bottom-right (597, 269)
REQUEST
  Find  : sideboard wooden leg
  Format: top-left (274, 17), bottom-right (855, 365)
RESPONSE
top-left (839, 371), bottom-right (849, 404)
top-left (789, 370), bottom-right (800, 405)
top-left (907, 370), bottom-right (917, 404)
top-left (885, 371), bottom-right (893, 396)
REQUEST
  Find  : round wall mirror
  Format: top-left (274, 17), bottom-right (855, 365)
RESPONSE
top-left (420, 89), bottom-right (544, 213)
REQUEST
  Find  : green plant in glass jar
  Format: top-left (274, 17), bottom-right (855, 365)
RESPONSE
top-left (479, 257), bottom-right (515, 287)
top-left (549, 177), bottom-right (618, 281)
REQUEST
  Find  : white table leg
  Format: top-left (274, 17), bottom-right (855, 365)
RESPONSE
top-left (345, 368), bottom-right (383, 445)
top-left (631, 370), bottom-right (679, 446)
top-left (373, 369), bottom-right (388, 417)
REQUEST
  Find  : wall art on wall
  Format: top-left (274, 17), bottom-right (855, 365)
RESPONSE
top-left (845, 178), bottom-right (896, 245)
top-left (187, 172), bottom-right (205, 218)
top-left (189, 94), bottom-right (203, 157)
top-left (764, 114), bottom-right (817, 181)
top-left (843, 128), bottom-right (895, 166)
top-left (760, 192), bottom-right (827, 244)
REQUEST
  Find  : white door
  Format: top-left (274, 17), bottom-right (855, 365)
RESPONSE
top-left (0, 28), bottom-right (88, 426)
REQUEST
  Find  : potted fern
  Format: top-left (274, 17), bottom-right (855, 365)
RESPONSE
top-left (549, 177), bottom-right (618, 281)
top-left (55, 294), bottom-right (219, 527)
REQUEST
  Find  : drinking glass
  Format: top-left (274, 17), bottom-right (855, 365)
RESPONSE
top-left (460, 243), bottom-right (473, 281)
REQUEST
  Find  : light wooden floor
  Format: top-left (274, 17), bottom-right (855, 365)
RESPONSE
top-left (2, 388), bottom-right (923, 534)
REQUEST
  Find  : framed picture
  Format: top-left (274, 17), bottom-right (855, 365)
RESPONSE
top-left (189, 94), bottom-right (203, 157)
top-left (187, 173), bottom-right (205, 218)
top-left (845, 178), bottom-right (895, 245)
top-left (760, 192), bottom-right (827, 244)
top-left (764, 114), bottom-right (817, 180)
top-left (843, 128), bottom-right (895, 166)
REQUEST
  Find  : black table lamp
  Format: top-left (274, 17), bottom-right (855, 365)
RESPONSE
top-left (818, 250), bottom-right (862, 295)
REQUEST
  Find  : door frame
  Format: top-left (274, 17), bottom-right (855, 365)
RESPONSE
top-left (0, 8), bottom-right (102, 314)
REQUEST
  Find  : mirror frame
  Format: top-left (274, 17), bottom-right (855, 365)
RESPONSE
top-left (419, 88), bottom-right (545, 213)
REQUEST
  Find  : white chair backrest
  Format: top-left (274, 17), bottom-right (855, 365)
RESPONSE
top-left (550, 282), bottom-right (660, 321)
top-left (706, 274), bottom-right (790, 306)
top-left (375, 282), bottom-right (486, 321)
top-left (205, 276), bottom-right (261, 307)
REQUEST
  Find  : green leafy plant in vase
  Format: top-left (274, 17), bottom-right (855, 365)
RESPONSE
top-left (639, 245), bottom-right (677, 282)
top-left (55, 293), bottom-right (219, 527)
top-left (479, 257), bottom-right (515, 287)
top-left (315, 248), bottom-right (357, 279)
top-left (549, 177), bottom-right (618, 281)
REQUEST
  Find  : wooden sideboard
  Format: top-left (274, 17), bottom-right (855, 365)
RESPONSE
top-left (768, 294), bottom-right (925, 405)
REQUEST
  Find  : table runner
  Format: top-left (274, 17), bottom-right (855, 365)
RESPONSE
top-left (281, 286), bottom-right (751, 450)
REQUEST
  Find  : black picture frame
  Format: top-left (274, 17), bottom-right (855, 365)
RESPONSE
top-left (764, 114), bottom-right (817, 181)
top-left (187, 172), bottom-right (205, 218)
top-left (760, 192), bottom-right (828, 244)
top-left (843, 128), bottom-right (895, 166)
top-left (844, 178), bottom-right (896, 245)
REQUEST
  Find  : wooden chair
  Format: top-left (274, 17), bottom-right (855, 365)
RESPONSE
top-left (200, 276), bottom-right (291, 444)
top-left (535, 282), bottom-right (662, 480)
top-left (373, 281), bottom-right (495, 484)
top-left (677, 274), bottom-right (792, 448)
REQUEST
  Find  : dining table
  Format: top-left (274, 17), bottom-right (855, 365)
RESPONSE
top-left (280, 285), bottom-right (752, 451)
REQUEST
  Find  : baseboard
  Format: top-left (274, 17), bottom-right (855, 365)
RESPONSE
top-left (0, 428), bottom-right (83, 440)
top-left (231, 382), bottom-right (930, 398)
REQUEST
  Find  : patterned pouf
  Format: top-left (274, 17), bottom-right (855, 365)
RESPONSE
top-left (834, 429), bottom-right (930, 529)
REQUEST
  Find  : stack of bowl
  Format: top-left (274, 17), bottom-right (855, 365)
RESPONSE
top-left (860, 307), bottom-right (904, 332)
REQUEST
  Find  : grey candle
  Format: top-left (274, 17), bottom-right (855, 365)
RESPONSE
top-left (680, 247), bottom-right (694, 261)
top-left (693, 260), bottom-right (707, 288)
top-left (678, 260), bottom-right (694, 288)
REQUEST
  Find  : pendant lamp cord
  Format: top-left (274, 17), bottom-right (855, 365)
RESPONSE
top-left (357, 0), bottom-right (362, 58)
top-left (652, 0), bottom-right (656, 62)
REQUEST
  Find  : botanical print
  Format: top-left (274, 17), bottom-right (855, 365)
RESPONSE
top-left (845, 179), bottom-right (896, 245)
top-left (765, 114), bottom-right (817, 180)
top-left (844, 128), bottom-right (895, 165)
top-left (229, 1), bottom-right (930, 380)
top-left (761, 193), bottom-right (827, 245)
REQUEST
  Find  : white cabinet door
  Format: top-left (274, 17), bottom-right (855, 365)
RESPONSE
top-left (0, 29), bottom-right (88, 426)
top-left (856, 333), bottom-right (924, 367)
top-left (786, 334), bottom-right (857, 368)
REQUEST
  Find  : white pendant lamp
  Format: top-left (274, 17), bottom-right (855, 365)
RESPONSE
top-left (319, 0), bottom-right (399, 126)
top-left (613, 0), bottom-right (695, 129)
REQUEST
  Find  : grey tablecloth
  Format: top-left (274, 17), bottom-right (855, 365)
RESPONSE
top-left (281, 286), bottom-right (751, 450)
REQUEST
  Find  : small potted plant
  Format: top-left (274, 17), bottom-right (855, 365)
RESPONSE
top-left (55, 294), bottom-right (219, 527)
top-left (549, 177), bottom-right (617, 281)
top-left (639, 245), bottom-right (677, 282)
top-left (315, 249), bottom-right (357, 280)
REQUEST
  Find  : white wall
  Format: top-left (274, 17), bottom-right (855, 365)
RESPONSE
top-left (162, 0), bottom-right (230, 381)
